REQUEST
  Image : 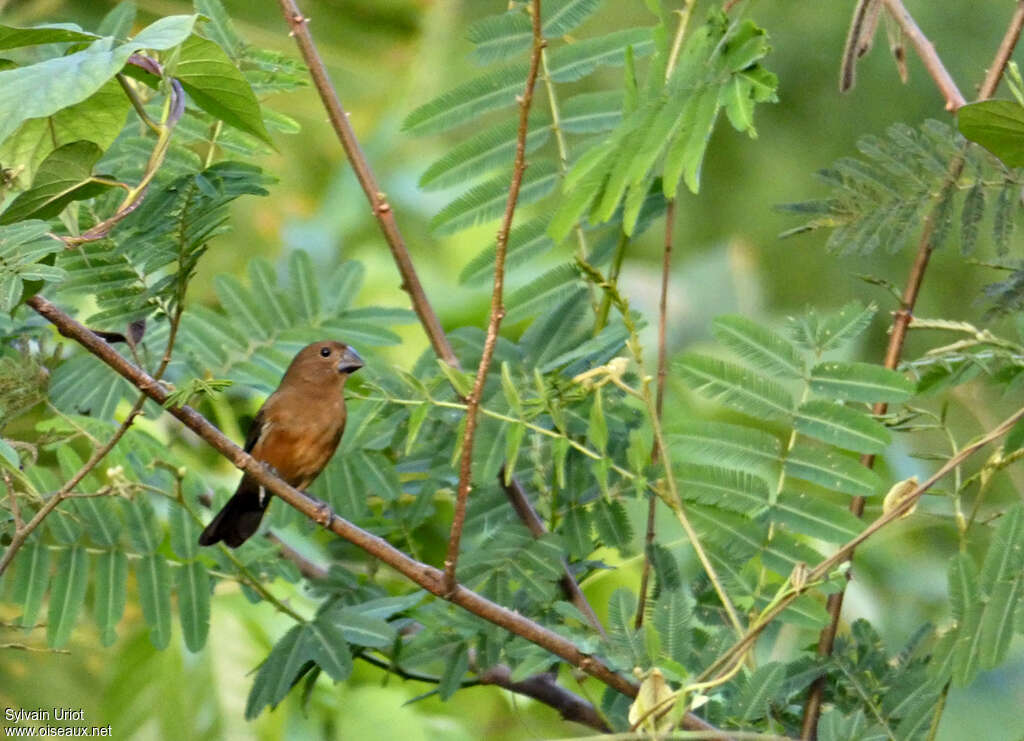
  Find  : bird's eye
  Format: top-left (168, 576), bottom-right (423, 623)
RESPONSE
top-left (320, 347), bottom-right (332, 357)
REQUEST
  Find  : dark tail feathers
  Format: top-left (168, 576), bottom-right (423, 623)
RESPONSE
top-left (198, 478), bottom-right (270, 548)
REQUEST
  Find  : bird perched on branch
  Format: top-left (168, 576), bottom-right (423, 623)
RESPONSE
top-left (198, 341), bottom-right (364, 548)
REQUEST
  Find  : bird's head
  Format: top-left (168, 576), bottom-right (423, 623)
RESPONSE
top-left (283, 341), bottom-right (364, 387)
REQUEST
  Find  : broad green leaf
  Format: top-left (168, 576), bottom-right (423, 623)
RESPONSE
top-left (174, 34), bottom-right (273, 145)
top-left (177, 560), bottom-right (210, 653)
top-left (307, 618), bottom-right (353, 681)
top-left (13, 538), bottom-right (50, 629)
top-left (676, 353), bottom-right (793, 419)
top-left (772, 491), bottom-right (865, 542)
top-left (0, 16), bottom-right (197, 144)
top-left (93, 549), bottom-right (126, 647)
top-left (785, 443), bottom-right (881, 497)
top-left (195, 0), bottom-right (243, 59)
top-left (466, 12), bottom-right (531, 64)
top-left (809, 361), bottom-right (914, 404)
top-left (439, 645), bottom-right (470, 701)
top-left (543, 0), bottom-right (604, 37)
top-left (0, 24), bottom-right (97, 50)
top-left (136, 553), bottom-right (172, 649)
top-left (949, 552), bottom-right (983, 686)
top-left (97, 2), bottom-right (137, 40)
top-left (0, 140), bottom-right (113, 223)
top-left (794, 400), bottom-right (891, 454)
top-left (979, 504), bottom-right (1024, 592)
top-left (979, 575), bottom-right (1022, 670)
top-left (169, 501), bottom-right (198, 561)
top-left (72, 497), bottom-right (121, 548)
top-left (0, 221), bottom-right (64, 312)
top-left (122, 497), bottom-right (160, 554)
top-left (712, 315), bottom-right (804, 378)
top-left (47, 546), bottom-right (89, 648)
top-left (344, 592), bottom-right (425, 620)
top-left (331, 607), bottom-right (396, 648)
top-left (245, 625), bottom-right (305, 718)
top-left (957, 100), bottom-right (1024, 167)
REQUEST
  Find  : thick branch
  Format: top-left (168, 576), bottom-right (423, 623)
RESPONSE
top-left (800, 7), bottom-right (1024, 735)
top-left (879, 0), bottom-right (966, 111)
top-left (477, 667), bottom-right (609, 731)
top-left (276, 0), bottom-right (456, 367)
top-left (444, 0), bottom-right (545, 593)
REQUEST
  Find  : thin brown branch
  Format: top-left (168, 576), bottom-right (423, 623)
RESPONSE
top-left (443, 1), bottom-right (545, 594)
top-left (276, 0), bottom-right (456, 367)
top-left (635, 199), bottom-right (676, 629)
top-left (478, 667), bottom-right (609, 731)
top-left (800, 8), bottom-right (1024, 734)
top-left (879, 0), bottom-right (966, 110)
top-left (275, 0), bottom-right (604, 636)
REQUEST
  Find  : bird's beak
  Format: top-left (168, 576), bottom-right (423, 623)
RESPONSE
top-left (337, 346), bottom-right (364, 374)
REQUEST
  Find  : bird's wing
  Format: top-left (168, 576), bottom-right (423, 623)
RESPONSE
top-left (243, 407), bottom-right (267, 453)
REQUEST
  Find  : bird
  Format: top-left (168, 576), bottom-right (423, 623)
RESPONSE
top-left (198, 340), bottom-right (364, 548)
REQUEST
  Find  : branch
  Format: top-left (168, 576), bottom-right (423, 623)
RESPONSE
top-left (477, 667), bottom-right (609, 732)
top-left (444, 0), bottom-right (545, 593)
top-left (275, 0), bottom-right (603, 634)
top-left (635, 199), bottom-right (676, 629)
top-left (800, 7), bottom-right (1024, 734)
top-left (879, 0), bottom-right (966, 111)
top-left (275, 0), bottom-right (456, 368)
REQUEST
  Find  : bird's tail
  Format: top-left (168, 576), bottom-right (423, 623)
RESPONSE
top-left (198, 477), bottom-right (270, 548)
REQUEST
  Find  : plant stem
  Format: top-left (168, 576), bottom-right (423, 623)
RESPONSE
top-left (879, 0), bottom-right (966, 111)
top-left (445, 2), bottom-right (546, 592)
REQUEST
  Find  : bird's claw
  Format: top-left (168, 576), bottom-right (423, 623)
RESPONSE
top-left (313, 498), bottom-right (334, 528)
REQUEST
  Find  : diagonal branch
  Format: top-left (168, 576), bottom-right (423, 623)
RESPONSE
top-left (275, 0), bottom-right (604, 634)
top-left (444, 0), bottom-right (545, 594)
top-left (800, 5), bottom-right (1024, 736)
top-left (276, 0), bottom-right (456, 368)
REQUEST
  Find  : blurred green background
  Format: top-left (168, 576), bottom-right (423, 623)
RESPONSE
top-left (1, 0), bottom-right (1022, 739)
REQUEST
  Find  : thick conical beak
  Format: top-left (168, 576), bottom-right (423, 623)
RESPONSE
top-left (338, 346), bottom-right (364, 374)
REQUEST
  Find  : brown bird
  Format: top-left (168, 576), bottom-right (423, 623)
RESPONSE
top-left (198, 341), bottom-right (364, 548)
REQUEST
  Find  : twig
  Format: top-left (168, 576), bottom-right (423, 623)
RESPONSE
top-left (444, 0), bottom-right (545, 594)
top-left (276, 0), bottom-right (456, 367)
top-left (879, 0), bottom-right (966, 111)
top-left (799, 8), bottom-right (1024, 735)
top-left (635, 199), bottom-right (675, 628)
top-left (706, 400), bottom-right (1024, 687)
top-left (275, 0), bottom-right (603, 632)
top-left (477, 667), bottom-right (609, 731)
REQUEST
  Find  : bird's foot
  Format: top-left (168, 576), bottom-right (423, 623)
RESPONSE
top-left (310, 497), bottom-right (334, 528)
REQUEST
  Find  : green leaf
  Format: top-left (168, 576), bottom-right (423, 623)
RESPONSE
top-left (960, 179), bottom-right (985, 255)
top-left (675, 463), bottom-right (769, 514)
top-left (307, 617), bottom-right (353, 681)
top-left (431, 159), bottom-right (559, 235)
top-left (993, 180), bottom-right (1016, 256)
top-left (195, 0), bottom-right (243, 60)
top-left (93, 549), bottom-right (127, 647)
top-left (562, 506), bottom-right (593, 558)
top-left (466, 12), bottom-right (531, 64)
top-left (547, 28), bottom-right (654, 83)
top-left (439, 645), bottom-right (470, 701)
top-left (652, 589), bottom-right (692, 664)
top-left (772, 491), bottom-right (865, 542)
top-left (333, 608), bottom-right (397, 648)
top-left (0, 221), bottom-right (64, 312)
top-left (136, 553), bottom-right (172, 649)
top-left (0, 437), bottom-right (18, 469)
top-left (588, 387), bottom-right (608, 451)
top-left (403, 64), bottom-right (528, 135)
top-left (809, 361), bottom-right (914, 404)
top-left (0, 24), bottom-right (97, 50)
top-left (607, 587), bottom-right (645, 668)
top-left (289, 248), bottom-right (321, 321)
top-left (949, 552), bottom-right (983, 686)
top-left (505, 263), bottom-right (583, 323)
top-left (669, 420), bottom-right (780, 480)
top-left (543, 0), bottom-right (604, 37)
top-left (245, 625), bottom-right (306, 718)
top-left (174, 34), bottom-right (273, 145)
top-left (419, 115), bottom-right (549, 190)
top-left (785, 443), bottom-right (881, 497)
top-left (459, 217), bottom-right (553, 285)
top-left (176, 560), bottom-right (210, 653)
top-left (1, 141), bottom-right (115, 225)
top-left (0, 16), bottom-right (198, 144)
top-left (794, 400), bottom-right (891, 454)
top-left (818, 301), bottom-right (877, 352)
top-left (97, 2), bottom-right (138, 40)
top-left (593, 498), bottom-right (633, 552)
top-left (712, 315), bottom-right (805, 378)
top-left (676, 353), bottom-right (793, 419)
top-left (47, 546), bottom-right (89, 648)
top-left (979, 504), bottom-right (1024, 593)
top-left (737, 662), bottom-right (785, 722)
top-left (560, 91), bottom-right (622, 134)
top-left (663, 85), bottom-right (720, 197)
top-left (13, 538), bottom-right (50, 629)
top-left (957, 100), bottom-right (1024, 167)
